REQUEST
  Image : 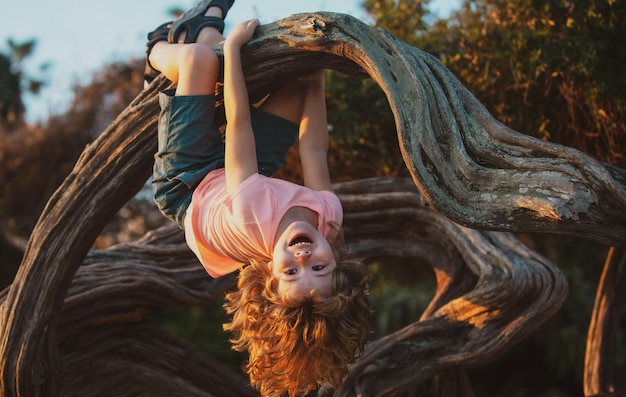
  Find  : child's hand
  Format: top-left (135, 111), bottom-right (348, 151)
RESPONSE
top-left (226, 19), bottom-right (260, 50)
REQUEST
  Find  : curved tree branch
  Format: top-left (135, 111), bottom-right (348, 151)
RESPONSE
top-left (0, 12), bottom-right (624, 397)
top-left (0, 83), bottom-right (164, 397)
top-left (0, 179), bottom-right (569, 397)
top-left (334, 180), bottom-right (567, 397)
top-left (261, 13), bottom-right (626, 245)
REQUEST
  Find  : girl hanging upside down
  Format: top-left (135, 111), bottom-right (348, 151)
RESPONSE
top-left (146, 1), bottom-right (371, 395)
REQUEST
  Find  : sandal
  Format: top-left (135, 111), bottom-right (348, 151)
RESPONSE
top-left (144, 21), bottom-right (172, 85)
top-left (168, 0), bottom-right (235, 43)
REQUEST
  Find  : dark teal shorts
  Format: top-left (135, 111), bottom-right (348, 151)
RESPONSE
top-left (152, 89), bottom-right (298, 227)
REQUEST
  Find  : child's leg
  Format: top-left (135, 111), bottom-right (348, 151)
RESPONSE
top-left (258, 71), bottom-right (326, 124)
top-left (257, 81), bottom-right (306, 125)
top-left (151, 46), bottom-right (223, 226)
top-left (145, 2), bottom-right (228, 87)
top-left (148, 8), bottom-right (226, 91)
top-left (150, 11), bottom-right (229, 226)
top-left (251, 72), bottom-right (326, 176)
top-left (150, 42), bottom-right (220, 95)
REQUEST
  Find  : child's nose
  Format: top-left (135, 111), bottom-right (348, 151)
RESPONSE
top-left (295, 249), bottom-right (311, 261)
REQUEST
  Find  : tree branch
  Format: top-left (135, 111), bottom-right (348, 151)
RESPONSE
top-left (584, 247), bottom-right (626, 397)
top-left (1, 12), bottom-right (624, 397)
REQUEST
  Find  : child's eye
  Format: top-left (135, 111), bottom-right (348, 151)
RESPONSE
top-left (285, 269), bottom-right (297, 275)
top-left (312, 265), bottom-right (325, 271)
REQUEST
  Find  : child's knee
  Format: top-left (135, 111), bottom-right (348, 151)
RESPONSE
top-left (178, 44), bottom-right (219, 72)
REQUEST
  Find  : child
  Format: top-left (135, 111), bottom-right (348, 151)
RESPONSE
top-left (146, 1), bottom-right (370, 396)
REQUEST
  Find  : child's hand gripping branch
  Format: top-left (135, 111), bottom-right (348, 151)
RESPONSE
top-left (146, 3), bottom-right (371, 395)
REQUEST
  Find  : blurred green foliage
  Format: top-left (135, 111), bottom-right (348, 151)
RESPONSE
top-left (418, 0), bottom-right (626, 168)
top-left (148, 300), bottom-right (247, 372)
top-left (0, 52), bottom-right (23, 130)
top-left (325, 72), bottom-right (409, 181)
top-left (368, 259), bottom-right (437, 338)
top-left (0, 39), bottom-right (49, 132)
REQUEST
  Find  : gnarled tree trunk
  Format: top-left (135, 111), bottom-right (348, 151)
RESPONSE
top-left (1, 12), bottom-right (625, 397)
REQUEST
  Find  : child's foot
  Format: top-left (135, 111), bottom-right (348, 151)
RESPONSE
top-left (144, 21), bottom-right (172, 86)
top-left (168, 0), bottom-right (235, 44)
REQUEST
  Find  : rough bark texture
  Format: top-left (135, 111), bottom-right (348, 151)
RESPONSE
top-left (584, 247), bottom-right (626, 397)
top-left (0, 12), bottom-right (624, 397)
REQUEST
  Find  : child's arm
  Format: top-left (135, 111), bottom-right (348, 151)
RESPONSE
top-left (299, 71), bottom-right (333, 192)
top-left (223, 19), bottom-right (260, 194)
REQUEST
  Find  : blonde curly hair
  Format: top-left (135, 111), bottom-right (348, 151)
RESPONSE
top-left (223, 229), bottom-right (370, 397)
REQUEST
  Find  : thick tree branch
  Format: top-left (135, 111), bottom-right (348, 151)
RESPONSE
top-left (334, 180), bottom-right (567, 397)
top-left (255, 13), bottom-right (626, 245)
top-left (0, 179), bottom-right (569, 397)
top-left (1, 12), bottom-right (624, 397)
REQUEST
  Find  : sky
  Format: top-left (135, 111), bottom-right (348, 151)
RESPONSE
top-left (0, 0), bottom-right (461, 123)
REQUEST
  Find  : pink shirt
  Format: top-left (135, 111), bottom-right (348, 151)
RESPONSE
top-left (184, 169), bottom-right (343, 278)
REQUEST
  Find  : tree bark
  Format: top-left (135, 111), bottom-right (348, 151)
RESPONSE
top-left (1, 12), bottom-right (625, 397)
top-left (584, 247), bottom-right (626, 397)
top-left (0, 179), bottom-right (568, 397)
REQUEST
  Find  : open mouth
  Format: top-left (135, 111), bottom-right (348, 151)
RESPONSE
top-left (289, 234), bottom-right (313, 247)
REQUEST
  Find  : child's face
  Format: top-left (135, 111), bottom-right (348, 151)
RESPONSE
top-left (271, 221), bottom-right (337, 301)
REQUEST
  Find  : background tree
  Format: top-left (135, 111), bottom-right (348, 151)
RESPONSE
top-left (0, 39), bottom-right (48, 133)
top-left (419, 0), bottom-right (626, 168)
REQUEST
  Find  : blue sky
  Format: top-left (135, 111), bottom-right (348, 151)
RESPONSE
top-left (0, 0), bottom-right (461, 122)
